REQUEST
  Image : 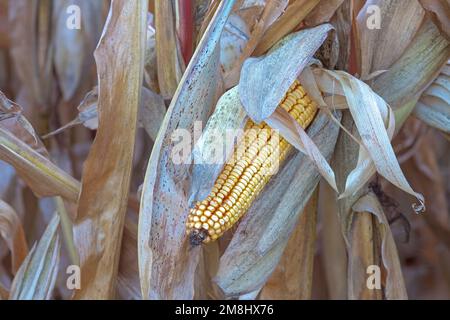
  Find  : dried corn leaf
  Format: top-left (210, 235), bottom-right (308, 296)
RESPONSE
top-left (0, 127), bottom-right (80, 203)
top-left (348, 212), bottom-right (382, 299)
top-left (138, 0), bottom-right (234, 300)
top-left (43, 86), bottom-right (166, 142)
top-left (215, 111), bottom-right (341, 297)
top-left (304, 0), bottom-right (345, 26)
top-left (73, 0), bottom-right (147, 299)
top-left (239, 24), bottom-right (333, 123)
top-left (9, 0), bottom-right (55, 107)
top-left (0, 199), bottom-right (28, 273)
top-left (259, 190), bottom-right (318, 300)
top-left (357, 0), bottom-right (425, 79)
top-left (352, 193), bottom-right (408, 299)
top-left (253, 0), bottom-right (321, 56)
top-left (419, 0), bottom-right (450, 40)
top-left (9, 214), bottom-right (61, 300)
top-left (155, 0), bottom-right (185, 99)
top-left (53, 0), bottom-right (104, 101)
top-left (319, 180), bottom-right (347, 299)
top-left (117, 214), bottom-right (141, 300)
top-left (371, 18), bottom-right (450, 110)
top-left (0, 91), bottom-right (47, 156)
top-left (414, 63), bottom-right (450, 133)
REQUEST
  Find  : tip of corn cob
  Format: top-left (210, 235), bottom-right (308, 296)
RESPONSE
top-left (189, 228), bottom-right (209, 246)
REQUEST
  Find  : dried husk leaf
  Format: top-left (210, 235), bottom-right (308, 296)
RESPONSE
top-left (239, 24), bottom-right (333, 123)
top-left (0, 199), bottom-right (28, 273)
top-left (190, 86), bottom-right (247, 202)
top-left (223, 0), bottom-right (289, 87)
top-left (9, 214), bottom-right (61, 300)
top-left (259, 189), bottom-right (318, 300)
top-left (155, 0), bottom-right (185, 99)
top-left (352, 193), bottom-right (408, 300)
top-left (73, 0), bottom-right (147, 299)
top-left (214, 111), bottom-right (341, 297)
top-left (253, 0), bottom-right (321, 56)
top-left (371, 18), bottom-right (450, 110)
top-left (138, 0), bottom-right (235, 300)
top-left (357, 0), bottom-right (425, 79)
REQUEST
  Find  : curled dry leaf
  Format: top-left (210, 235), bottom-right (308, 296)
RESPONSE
top-left (238, 24), bottom-right (333, 123)
top-left (304, 0), bottom-right (345, 27)
top-left (9, 214), bottom-right (61, 300)
top-left (0, 199), bottom-right (28, 273)
top-left (138, 0), bottom-right (235, 300)
top-left (214, 111), bottom-right (341, 297)
top-left (73, 0), bottom-right (147, 299)
top-left (312, 68), bottom-right (425, 212)
top-left (352, 192), bottom-right (408, 300)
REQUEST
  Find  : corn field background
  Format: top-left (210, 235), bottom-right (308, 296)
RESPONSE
top-left (0, 0), bottom-right (449, 300)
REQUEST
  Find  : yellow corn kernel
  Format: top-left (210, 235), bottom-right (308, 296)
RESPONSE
top-left (187, 80), bottom-right (318, 245)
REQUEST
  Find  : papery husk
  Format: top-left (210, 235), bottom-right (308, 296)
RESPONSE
top-left (9, 214), bottom-right (61, 300)
top-left (190, 86), bottom-right (247, 202)
top-left (238, 24), bottom-right (333, 123)
top-left (138, 0), bottom-right (234, 300)
top-left (214, 111), bottom-right (341, 297)
top-left (73, 0), bottom-right (147, 299)
top-left (223, 0), bottom-right (289, 87)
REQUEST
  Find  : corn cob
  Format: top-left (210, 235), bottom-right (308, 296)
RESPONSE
top-left (187, 80), bottom-right (318, 245)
